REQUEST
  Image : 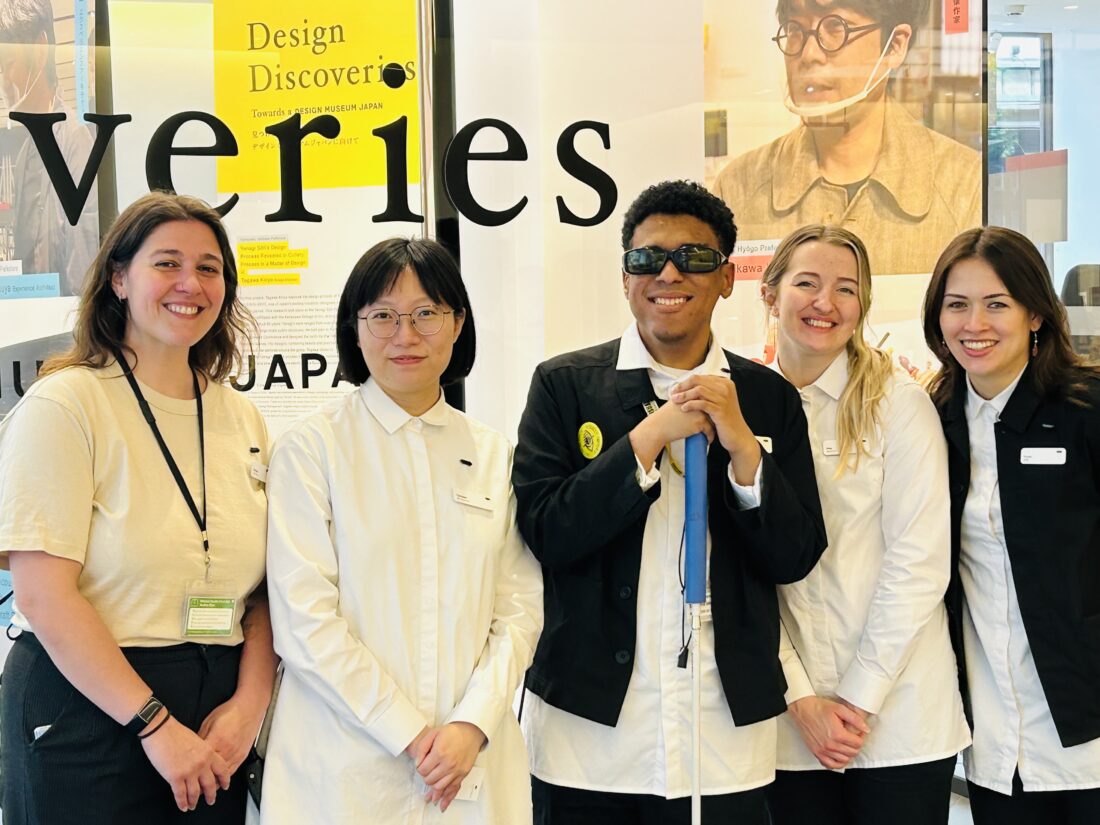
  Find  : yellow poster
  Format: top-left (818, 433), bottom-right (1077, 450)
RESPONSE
top-left (213, 0), bottom-right (420, 193)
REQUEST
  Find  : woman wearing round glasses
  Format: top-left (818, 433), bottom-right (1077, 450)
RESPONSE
top-left (761, 225), bottom-right (969, 825)
top-left (260, 237), bottom-right (543, 825)
top-left (923, 227), bottom-right (1100, 824)
top-left (713, 0), bottom-right (980, 278)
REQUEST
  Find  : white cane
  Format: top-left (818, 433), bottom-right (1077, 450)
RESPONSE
top-left (684, 432), bottom-right (708, 825)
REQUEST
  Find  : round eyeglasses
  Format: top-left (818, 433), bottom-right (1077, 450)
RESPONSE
top-left (772, 15), bottom-right (882, 57)
top-left (357, 306), bottom-right (455, 339)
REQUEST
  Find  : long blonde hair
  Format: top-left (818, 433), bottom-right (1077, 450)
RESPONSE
top-left (762, 224), bottom-right (894, 475)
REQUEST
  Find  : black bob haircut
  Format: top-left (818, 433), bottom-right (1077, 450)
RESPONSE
top-left (336, 237), bottom-right (476, 386)
top-left (620, 180), bottom-right (738, 256)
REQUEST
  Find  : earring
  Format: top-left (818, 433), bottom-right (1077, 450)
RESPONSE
top-left (1031, 330), bottom-right (1039, 357)
top-left (940, 338), bottom-right (946, 349)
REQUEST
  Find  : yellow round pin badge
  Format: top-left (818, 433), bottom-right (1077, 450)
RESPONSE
top-left (578, 422), bottom-right (603, 460)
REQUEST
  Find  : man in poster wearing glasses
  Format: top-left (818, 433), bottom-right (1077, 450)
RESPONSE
top-left (713, 0), bottom-right (980, 277)
top-left (512, 180), bottom-right (825, 824)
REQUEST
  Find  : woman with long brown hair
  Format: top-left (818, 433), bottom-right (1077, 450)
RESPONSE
top-left (0, 191), bottom-right (276, 823)
top-left (923, 225), bottom-right (1100, 824)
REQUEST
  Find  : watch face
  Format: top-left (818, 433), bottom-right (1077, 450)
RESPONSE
top-left (139, 699), bottom-right (163, 723)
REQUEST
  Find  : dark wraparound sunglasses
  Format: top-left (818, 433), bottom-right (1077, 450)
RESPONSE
top-left (622, 244), bottom-right (728, 276)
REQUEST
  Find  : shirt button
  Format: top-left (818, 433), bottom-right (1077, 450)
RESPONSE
top-left (408, 419), bottom-right (422, 432)
top-left (614, 649), bottom-right (631, 665)
top-left (619, 586), bottom-right (633, 600)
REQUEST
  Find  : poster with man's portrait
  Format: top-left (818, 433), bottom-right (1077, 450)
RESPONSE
top-left (706, 0), bottom-right (983, 277)
top-left (704, 0), bottom-right (982, 360)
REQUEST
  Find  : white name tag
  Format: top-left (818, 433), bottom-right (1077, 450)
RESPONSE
top-left (755, 435), bottom-right (773, 454)
top-left (822, 438), bottom-right (870, 457)
top-left (1020, 447), bottom-right (1066, 465)
top-left (250, 462), bottom-right (268, 483)
top-left (454, 489), bottom-right (495, 513)
top-left (454, 766), bottom-right (486, 802)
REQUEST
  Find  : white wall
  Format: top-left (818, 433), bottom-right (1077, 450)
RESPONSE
top-left (454, 0), bottom-right (705, 438)
top-left (1052, 29), bottom-right (1100, 291)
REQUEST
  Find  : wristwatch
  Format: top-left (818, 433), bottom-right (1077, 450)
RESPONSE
top-left (126, 695), bottom-right (166, 735)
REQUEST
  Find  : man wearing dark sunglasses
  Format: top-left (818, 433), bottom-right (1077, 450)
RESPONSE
top-left (512, 180), bottom-right (826, 824)
top-left (712, 0), bottom-right (979, 277)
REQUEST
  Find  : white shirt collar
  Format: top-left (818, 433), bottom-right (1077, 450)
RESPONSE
top-left (770, 351), bottom-right (849, 401)
top-left (616, 321), bottom-right (728, 380)
top-left (965, 366), bottom-right (1026, 424)
top-left (361, 376), bottom-right (451, 434)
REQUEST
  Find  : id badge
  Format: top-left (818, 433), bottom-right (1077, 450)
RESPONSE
top-left (1020, 447), bottom-right (1066, 465)
top-left (822, 438), bottom-right (870, 457)
top-left (182, 580), bottom-right (239, 638)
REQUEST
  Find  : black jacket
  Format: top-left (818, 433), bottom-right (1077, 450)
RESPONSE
top-left (512, 339), bottom-right (826, 727)
top-left (940, 367), bottom-right (1100, 748)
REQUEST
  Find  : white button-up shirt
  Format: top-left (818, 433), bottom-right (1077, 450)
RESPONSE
top-left (960, 370), bottom-right (1100, 793)
top-left (262, 379), bottom-right (544, 825)
top-left (524, 323), bottom-right (774, 797)
top-left (772, 354), bottom-right (970, 770)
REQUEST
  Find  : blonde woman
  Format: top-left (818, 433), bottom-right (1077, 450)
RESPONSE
top-left (760, 225), bottom-right (969, 824)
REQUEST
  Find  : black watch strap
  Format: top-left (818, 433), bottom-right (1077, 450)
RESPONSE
top-left (125, 695), bottom-right (165, 735)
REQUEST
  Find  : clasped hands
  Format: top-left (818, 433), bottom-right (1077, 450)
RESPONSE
top-left (629, 374), bottom-right (761, 485)
top-left (788, 695), bottom-right (872, 770)
top-left (406, 721), bottom-right (486, 813)
top-left (142, 694), bottom-right (265, 812)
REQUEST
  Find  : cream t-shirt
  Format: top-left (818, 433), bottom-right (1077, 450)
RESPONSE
top-left (0, 362), bottom-right (268, 646)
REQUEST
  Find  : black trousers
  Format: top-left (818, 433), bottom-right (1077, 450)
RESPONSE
top-left (766, 755), bottom-right (958, 825)
top-left (968, 772), bottom-right (1100, 825)
top-left (531, 775), bottom-right (770, 825)
top-left (1, 632), bottom-right (247, 825)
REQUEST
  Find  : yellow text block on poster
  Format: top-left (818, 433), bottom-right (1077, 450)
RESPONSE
top-left (240, 272), bottom-right (302, 286)
top-left (213, 0), bottom-right (421, 194)
top-left (237, 240), bottom-right (308, 286)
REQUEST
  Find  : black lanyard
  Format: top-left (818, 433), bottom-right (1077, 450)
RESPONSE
top-left (116, 354), bottom-right (209, 568)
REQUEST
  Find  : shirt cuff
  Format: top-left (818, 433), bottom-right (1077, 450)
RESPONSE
top-left (635, 456), bottom-right (660, 492)
top-left (726, 459), bottom-right (762, 510)
top-left (836, 657), bottom-right (894, 716)
top-left (782, 667), bottom-right (816, 707)
top-left (446, 692), bottom-right (500, 748)
top-left (367, 694), bottom-right (431, 757)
